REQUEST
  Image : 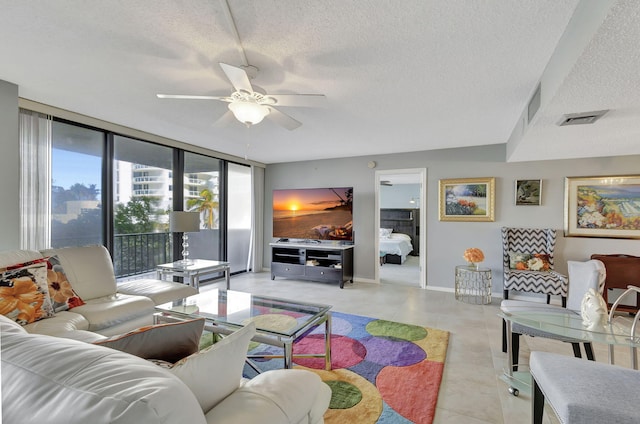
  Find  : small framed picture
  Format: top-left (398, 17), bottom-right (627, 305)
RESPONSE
top-left (515, 179), bottom-right (542, 206)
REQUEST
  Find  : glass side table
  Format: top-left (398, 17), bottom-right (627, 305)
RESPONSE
top-left (156, 259), bottom-right (231, 290)
top-left (455, 265), bottom-right (492, 305)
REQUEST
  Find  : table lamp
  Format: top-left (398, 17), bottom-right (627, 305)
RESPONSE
top-left (170, 211), bottom-right (200, 264)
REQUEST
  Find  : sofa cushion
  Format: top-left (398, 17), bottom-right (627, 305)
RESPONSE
top-left (46, 255), bottom-right (85, 312)
top-left (117, 278), bottom-right (197, 305)
top-left (1, 329), bottom-right (207, 424)
top-left (20, 310), bottom-right (106, 343)
top-left (0, 258), bottom-right (55, 325)
top-left (41, 245), bottom-right (118, 300)
top-left (170, 322), bottom-right (256, 413)
top-left (71, 293), bottom-right (155, 332)
top-left (23, 309), bottom-right (89, 332)
top-left (94, 318), bottom-right (205, 363)
top-left (0, 313), bottom-right (27, 334)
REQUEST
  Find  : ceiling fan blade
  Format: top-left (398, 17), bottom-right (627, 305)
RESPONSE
top-left (266, 106), bottom-right (302, 130)
top-left (267, 94), bottom-right (326, 108)
top-left (219, 63), bottom-right (253, 93)
top-left (157, 94), bottom-right (228, 100)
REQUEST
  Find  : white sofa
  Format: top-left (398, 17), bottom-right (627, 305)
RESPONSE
top-left (0, 245), bottom-right (196, 341)
top-left (1, 315), bottom-right (332, 424)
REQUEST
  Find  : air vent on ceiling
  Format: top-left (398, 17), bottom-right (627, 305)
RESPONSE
top-left (558, 110), bottom-right (609, 126)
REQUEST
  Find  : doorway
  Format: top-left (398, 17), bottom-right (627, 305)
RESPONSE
top-left (375, 169), bottom-right (427, 288)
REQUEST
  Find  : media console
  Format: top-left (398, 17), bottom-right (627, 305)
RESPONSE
top-left (270, 242), bottom-right (354, 289)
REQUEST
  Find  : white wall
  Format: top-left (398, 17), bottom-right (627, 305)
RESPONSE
top-left (0, 80), bottom-right (20, 250)
top-left (264, 144), bottom-right (640, 296)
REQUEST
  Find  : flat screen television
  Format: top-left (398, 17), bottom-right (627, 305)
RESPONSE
top-left (273, 187), bottom-right (353, 242)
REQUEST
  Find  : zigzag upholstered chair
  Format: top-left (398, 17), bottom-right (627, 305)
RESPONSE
top-left (501, 227), bottom-right (568, 353)
top-left (502, 227), bottom-right (568, 304)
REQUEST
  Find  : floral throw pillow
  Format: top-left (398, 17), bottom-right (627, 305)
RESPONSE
top-left (46, 255), bottom-right (84, 312)
top-left (509, 251), bottom-right (551, 271)
top-left (0, 259), bottom-right (55, 325)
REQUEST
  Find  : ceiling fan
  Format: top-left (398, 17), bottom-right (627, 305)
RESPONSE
top-left (157, 63), bottom-right (325, 130)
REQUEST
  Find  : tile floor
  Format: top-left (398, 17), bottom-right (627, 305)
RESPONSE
top-left (204, 272), bottom-right (635, 424)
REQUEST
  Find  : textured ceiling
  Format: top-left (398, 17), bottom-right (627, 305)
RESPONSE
top-left (0, 0), bottom-right (637, 164)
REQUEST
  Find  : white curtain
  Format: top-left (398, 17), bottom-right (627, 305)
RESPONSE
top-left (248, 165), bottom-right (264, 272)
top-left (19, 109), bottom-right (52, 250)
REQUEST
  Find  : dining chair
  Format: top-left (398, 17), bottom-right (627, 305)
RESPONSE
top-left (501, 259), bottom-right (606, 371)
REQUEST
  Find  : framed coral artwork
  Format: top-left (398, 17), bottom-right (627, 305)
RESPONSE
top-left (564, 175), bottom-right (640, 239)
top-left (438, 177), bottom-right (495, 222)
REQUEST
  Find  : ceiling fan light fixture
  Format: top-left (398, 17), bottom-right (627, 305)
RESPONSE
top-left (228, 101), bottom-right (269, 126)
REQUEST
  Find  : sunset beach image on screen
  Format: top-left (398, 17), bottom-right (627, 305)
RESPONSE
top-left (273, 187), bottom-right (353, 241)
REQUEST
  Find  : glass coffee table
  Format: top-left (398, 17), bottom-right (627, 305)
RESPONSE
top-left (155, 289), bottom-right (332, 370)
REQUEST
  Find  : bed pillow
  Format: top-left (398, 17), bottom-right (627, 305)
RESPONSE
top-left (170, 322), bottom-right (256, 412)
top-left (0, 258), bottom-right (55, 325)
top-left (94, 318), bottom-right (205, 363)
top-left (390, 233), bottom-right (412, 241)
top-left (380, 228), bottom-right (393, 239)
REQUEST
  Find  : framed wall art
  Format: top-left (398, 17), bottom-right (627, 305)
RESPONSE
top-left (565, 175), bottom-right (640, 239)
top-left (515, 179), bottom-right (542, 206)
top-left (439, 177), bottom-right (495, 222)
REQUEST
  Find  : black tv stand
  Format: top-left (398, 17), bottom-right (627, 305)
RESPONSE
top-left (270, 242), bottom-right (354, 288)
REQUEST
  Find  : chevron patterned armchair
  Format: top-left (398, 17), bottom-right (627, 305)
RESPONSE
top-left (502, 227), bottom-right (568, 304)
top-left (501, 228), bottom-right (568, 352)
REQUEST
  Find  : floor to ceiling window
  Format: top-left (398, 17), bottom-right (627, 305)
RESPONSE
top-left (21, 110), bottom-right (253, 281)
top-left (50, 121), bottom-right (104, 248)
top-left (113, 136), bottom-right (174, 277)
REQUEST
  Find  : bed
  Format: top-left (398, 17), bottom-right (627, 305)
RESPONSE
top-left (379, 230), bottom-right (414, 265)
top-left (379, 208), bottom-right (419, 265)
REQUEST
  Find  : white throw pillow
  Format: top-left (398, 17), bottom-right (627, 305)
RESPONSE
top-left (170, 322), bottom-right (256, 413)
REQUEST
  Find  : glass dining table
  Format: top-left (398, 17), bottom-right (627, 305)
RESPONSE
top-left (499, 307), bottom-right (640, 396)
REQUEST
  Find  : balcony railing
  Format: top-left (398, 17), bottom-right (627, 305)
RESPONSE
top-left (113, 232), bottom-right (171, 278)
top-left (132, 189), bottom-right (165, 196)
top-left (132, 176), bottom-right (163, 183)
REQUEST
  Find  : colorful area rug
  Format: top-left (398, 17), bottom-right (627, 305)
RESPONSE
top-left (245, 311), bottom-right (449, 424)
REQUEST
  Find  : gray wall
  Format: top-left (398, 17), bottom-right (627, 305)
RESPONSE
top-left (265, 144), bottom-right (640, 295)
top-left (0, 80), bottom-right (20, 250)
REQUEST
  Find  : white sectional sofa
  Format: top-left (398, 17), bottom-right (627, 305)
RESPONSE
top-left (1, 316), bottom-right (331, 424)
top-left (0, 245), bottom-right (196, 341)
top-left (0, 245), bottom-right (332, 423)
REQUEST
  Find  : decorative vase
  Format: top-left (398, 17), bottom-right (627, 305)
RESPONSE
top-left (468, 262), bottom-right (479, 270)
top-left (581, 288), bottom-right (608, 330)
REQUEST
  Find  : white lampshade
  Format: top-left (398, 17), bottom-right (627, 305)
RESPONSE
top-left (228, 101), bottom-right (269, 126)
top-left (170, 211), bottom-right (200, 233)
